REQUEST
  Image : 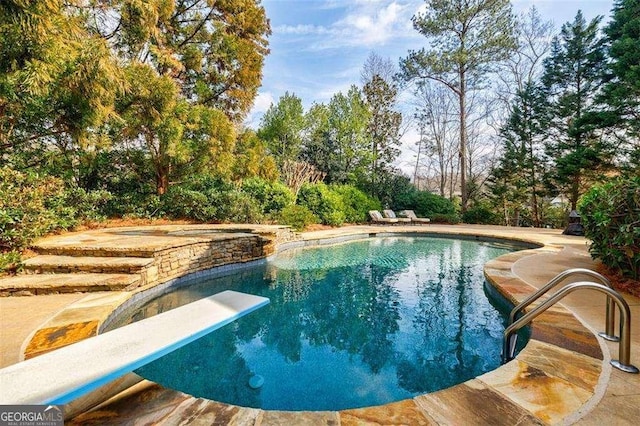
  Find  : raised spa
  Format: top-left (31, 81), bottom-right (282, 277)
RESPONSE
top-left (119, 236), bottom-right (525, 411)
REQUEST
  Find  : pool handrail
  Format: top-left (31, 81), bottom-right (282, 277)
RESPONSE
top-left (508, 268), bottom-right (618, 341)
top-left (503, 281), bottom-right (638, 374)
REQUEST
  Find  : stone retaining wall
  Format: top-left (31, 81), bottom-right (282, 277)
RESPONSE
top-left (146, 235), bottom-right (270, 287)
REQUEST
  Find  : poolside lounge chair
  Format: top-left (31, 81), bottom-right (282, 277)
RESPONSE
top-left (382, 210), bottom-right (412, 223)
top-left (399, 210), bottom-right (431, 224)
top-left (369, 210), bottom-right (398, 224)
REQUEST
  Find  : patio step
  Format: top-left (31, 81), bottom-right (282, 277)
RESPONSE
top-left (0, 273), bottom-right (141, 296)
top-left (23, 255), bottom-right (154, 275)
top-left (32, 246), bottom-right (157, 258)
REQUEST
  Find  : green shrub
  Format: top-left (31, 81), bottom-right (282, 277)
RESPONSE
top-left (0, 167), bottom-right (72, 252)
top-left (0, 251), bottom-right (23, 274)
top-left (278, 205), bottom-right (318, 231)
top-left (393, 186), bottom-right (456, 218)
top-left (331, 185), bottom-right (382, 223)
top-left (214, 191), bottom-right (263, 223)
top-left (297, 183), bottom-right (345, 226)
top-left (462, 204), bottom-right (499, 225)
top-left (161, 186), bottom-right (215, 221)
top-left (430, 213), bottom-right (461, 224)
top-left (58, 187), bottom-right (112, 223)
top-left (241, 177), bottom-right (294, 214)
top-left (579, 176), bottom-right (639, 279)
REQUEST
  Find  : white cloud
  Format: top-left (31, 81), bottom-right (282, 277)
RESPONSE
top-left (273, 1), bottom-right (419, 50)
top-left (337, 2), bottom-right (405, 45)
top-left (245, 91), bottom-right (275, 129)
top-left (252, 91), bottom-right (275, 113)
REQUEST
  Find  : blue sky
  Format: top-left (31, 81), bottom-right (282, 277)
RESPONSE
top-left (246, 1), bottom-right (615, 174)
top-left (247, 0), bottom-right (615, 129)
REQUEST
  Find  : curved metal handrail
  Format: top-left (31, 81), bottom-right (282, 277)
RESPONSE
top-left (509, 268), bottom-right (618, 341)
top-left (502, 281), bottom-right (638, 374)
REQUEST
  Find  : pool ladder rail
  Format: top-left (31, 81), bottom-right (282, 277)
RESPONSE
top-left (502, 268), bottom-right (639, 374)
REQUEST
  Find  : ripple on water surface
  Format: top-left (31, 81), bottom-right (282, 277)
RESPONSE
top-left (132, 237), bottom-right (520, 411)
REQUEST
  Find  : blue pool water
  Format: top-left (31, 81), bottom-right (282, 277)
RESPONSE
top-left (131, 236), bottom-right (520, 411)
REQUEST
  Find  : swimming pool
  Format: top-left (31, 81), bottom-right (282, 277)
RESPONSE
top-left (124, 236), bottom-right (523, 411)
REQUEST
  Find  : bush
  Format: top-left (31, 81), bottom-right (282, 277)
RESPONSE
top-left (393, 185), bottom-right (457, 218)
top-left (241, 177), bottom-right (294, 215)
top-left (331, 185), bottom-right (381, 223)
top-left (579, 176), bottom-right (639, 279)
top-left (278, 205), bottom-right (318, 231)
top-left (0, 167), bottom-right (72, 252)
top-left (297, 183), bottom-right (345, 226)
top-left (430, 213), bottom-right (461, 224)
top-left (462, 204), bottom-right (499, 225)
top-left (0, 251), bottom-right (22, 274)
top-left (161, 187), bottom-right (215, 221)
top-left (215, 191), bottom-right (263, 224)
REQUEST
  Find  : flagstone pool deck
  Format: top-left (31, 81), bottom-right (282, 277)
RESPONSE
top-left (0, 224), bottom-right (638, 425)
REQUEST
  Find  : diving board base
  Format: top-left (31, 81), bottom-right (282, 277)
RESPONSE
top-left (0, 290), bottom-right (269, 405)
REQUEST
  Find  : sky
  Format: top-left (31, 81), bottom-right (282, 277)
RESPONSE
top-left (245, 0), bottom-right (616, 170)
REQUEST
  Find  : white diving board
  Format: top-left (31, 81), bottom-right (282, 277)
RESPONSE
top-left (0, 290), bottom-right (269, 405)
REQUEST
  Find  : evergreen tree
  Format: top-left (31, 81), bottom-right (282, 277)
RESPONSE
top-left (542, 11), bottom-right (610, 210)
top-left (363, 75), bottom-right (402, 198)
top-left (400, 0), bottom-right (517, 212)
top-left (598, 0), bottom-right (640, 171)
top-left (490, 83), bottom-right (549, 226)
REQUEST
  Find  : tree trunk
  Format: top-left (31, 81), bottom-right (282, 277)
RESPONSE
top-left (459, 70), bottom-right (468, 212)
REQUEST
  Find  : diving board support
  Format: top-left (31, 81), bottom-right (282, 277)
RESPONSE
top-left (0, 290), bottom-right (269, 405)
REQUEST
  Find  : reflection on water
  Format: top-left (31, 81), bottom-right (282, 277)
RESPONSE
top-left (131, 237), bottom-right (517, 411)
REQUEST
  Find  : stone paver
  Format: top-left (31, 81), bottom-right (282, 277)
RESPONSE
top-left (0, 293), bottom-right (90, 367)
top-left (0, 224), bottom-right (638, 424)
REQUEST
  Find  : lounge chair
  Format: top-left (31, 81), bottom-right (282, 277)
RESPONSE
top-left (382, 210), bottom-right (412, 223)
top-left (399, 210), bottom-right (431, 224)
top-left (369, 210), bottom-right (398, 224)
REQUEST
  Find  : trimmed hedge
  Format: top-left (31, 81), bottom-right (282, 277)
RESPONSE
top-left (579, 176), bottom-right (639, 279)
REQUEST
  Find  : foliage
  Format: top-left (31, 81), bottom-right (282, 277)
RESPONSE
top-left (241, 177), bottom-right (294, 215)
top-left (278, 205), bottom-right (318, 231)
top-left (489, 83), bottom-right (549, 226)
top-left (301, 87), bottom-right (371, 185)
top-left (430, 213), bottom-right (461, 224)
top-left (363, 74), bottom-right (402, 198)
top-left (579, 176), bottom-right (640, 279)
top-left (297, 183), bottom-right (346, 226)
top-left (400, 0), bottom-right (517, 211)
top-left (215, 191), bottom-right (264, 224)
top-left (258, 92), bottom-right (305, 166)
top-left (0, 0), bottom-right (124, 173)
top-left (161, 186), bottom-right (214, 221)
top-left (595, 0), bottom-right (640, 170)
top-left (232, 129), bottom-right (279, 181)
top-left (116, 63), bottom-right (236, 195)
top-left (331, 185), bottom-right (382, 223)
top-left (462, 204), bottom-right (500, 225)
top-left (0, 167), bottom-right (112, 254)
top-left (0, 250), bottom-right (22, 274)
top-left (390, 177), bottom-right (456, 218)
top-left (542, 11), bottom-right (611, 209)
top-left (83, 0), bottom-right (271, 122)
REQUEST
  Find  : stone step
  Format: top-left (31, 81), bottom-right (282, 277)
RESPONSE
top-left (0, 273), bottom-right (141, 296)
top-left (23, 255), bottom-right (154, 275)
top-left (32, 246), bottom-right (157, 258)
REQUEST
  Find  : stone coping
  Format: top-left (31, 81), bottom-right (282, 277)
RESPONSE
top-left (8, 225), bottom-right (612, 424)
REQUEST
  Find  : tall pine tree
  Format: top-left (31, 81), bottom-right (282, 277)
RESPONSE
top-left (542, 11), bottom-right (610, 210)
top-left (400, 0), bottom-right (516, 212)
